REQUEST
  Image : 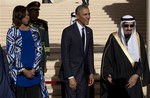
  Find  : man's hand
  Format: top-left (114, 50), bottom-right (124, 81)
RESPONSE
top-left (127, 74), bottom-right (139, 88)
top-left (107, 74), bottom-right (112, 83)
top-left (88, 74), bottom-right (94, 86)
top-left (69, 78), bottom-right (77, 90)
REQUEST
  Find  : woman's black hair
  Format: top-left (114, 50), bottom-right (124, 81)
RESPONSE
top-left (12, 5), bottom-right (27, 27)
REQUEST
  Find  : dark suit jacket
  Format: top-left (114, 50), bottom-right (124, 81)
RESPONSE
top-left (0, 46), bottom-right (15, 98)
top-left (59, 23), bottom-right (94, 83)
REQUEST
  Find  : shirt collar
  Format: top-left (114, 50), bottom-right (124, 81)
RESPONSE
top-left (76, 21), bottom-right (85, 30)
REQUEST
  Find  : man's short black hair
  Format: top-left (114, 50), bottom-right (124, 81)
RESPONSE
top-left (75, 5), bottom-right (89, 15)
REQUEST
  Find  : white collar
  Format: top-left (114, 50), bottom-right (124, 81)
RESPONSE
top-left (76, 21), bottom-right (85, 30)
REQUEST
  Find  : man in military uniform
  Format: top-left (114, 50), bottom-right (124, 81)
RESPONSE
top-left (27, 1), bottom-right (50, 75)
top-left (82, 0), bottom-right (89, 6)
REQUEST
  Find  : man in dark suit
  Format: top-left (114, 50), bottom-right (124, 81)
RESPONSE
top-left (27, 1), bottom-right (50, 75)
top-left (59, 5), bottom-right (94, 98)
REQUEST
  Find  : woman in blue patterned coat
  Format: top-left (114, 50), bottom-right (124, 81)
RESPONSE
top-left (6, 5), bottom-right (49, 98)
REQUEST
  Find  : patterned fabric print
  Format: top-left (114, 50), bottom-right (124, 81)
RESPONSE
top-left (6, 26), bottom-right (49, 98)
top-left (39, 67), bottom-right (49, 98)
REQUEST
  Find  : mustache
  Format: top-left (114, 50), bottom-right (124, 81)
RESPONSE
top-left (126, 30), bottom-right (132, 31)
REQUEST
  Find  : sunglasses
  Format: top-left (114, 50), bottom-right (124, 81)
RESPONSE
top-left (123, 24), bottom-right (134, 28)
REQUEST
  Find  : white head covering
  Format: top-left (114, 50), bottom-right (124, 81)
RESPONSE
top-left (118, 15), bottom-right (140, 62)
top-left (70, 12), bottom-right (76, 25)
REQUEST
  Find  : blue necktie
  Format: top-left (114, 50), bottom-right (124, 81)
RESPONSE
top-left (82, 28), bottom-right (85, 51)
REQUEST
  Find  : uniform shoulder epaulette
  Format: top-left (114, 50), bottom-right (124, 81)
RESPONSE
top-left (38, 19), bottom-right (48, 24)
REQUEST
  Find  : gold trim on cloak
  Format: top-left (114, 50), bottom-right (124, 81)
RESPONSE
top-left (113, 32), bottom-right (141, 67)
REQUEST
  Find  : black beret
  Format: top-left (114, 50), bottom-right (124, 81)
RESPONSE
top-left (27, 1), bottom-right (40, 10)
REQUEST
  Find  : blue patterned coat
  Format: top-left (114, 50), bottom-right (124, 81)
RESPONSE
top-left (6, 26), bottom-right (49, 98)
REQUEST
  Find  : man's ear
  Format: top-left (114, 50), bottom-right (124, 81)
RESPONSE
top-left (76, 15), bottom-right (79, 20)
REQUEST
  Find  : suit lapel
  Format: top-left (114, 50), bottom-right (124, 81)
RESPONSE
top-left (73, 23), bottom-right (90, 55)
top-left (73, 23), bottom-right (84, 50)
top-left (74, 23), bottom-right (81, 38)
